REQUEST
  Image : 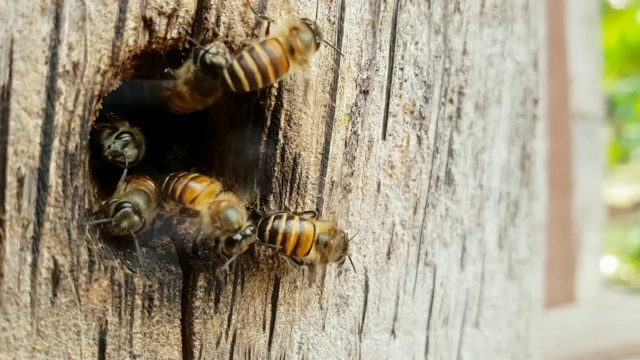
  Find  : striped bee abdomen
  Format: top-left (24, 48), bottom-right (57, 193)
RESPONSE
top-left (161, 172), bottom-right (224, 210)
top-left (128, 174), bottom-right (156, 193)
top-left (258, 214), bottom-right (316, 258)
top-left (223, 38), bottom-right (291, 93)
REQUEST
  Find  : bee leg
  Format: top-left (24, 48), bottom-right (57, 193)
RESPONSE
top-left (290, 257), bottom-right (304, 266)
top-left (244, 0), bottom-right (274, 38)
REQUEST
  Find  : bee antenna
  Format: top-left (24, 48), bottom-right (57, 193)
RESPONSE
top-left (315, 0), bottom-right (319, 21)
top-left (105, 112), bottom-right (124, 121)
top-left (83, 218), bottom-right (115, 226)
top-left (323, 40), bottom-right (344, 57)
top-left (349, 230), bottom-right (359, 242)
top-left (221, 253), bottom-right (241, 271)
top-left (186, 36), bottom-right (206, 49)
top-left (118, 160), bottom-right (128, 187)
top-left (129, 230), bottom-right (143, 267)
top-left (346, 254), bottom-right (356, 272)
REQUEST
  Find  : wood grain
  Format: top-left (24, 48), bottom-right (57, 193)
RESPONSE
top-left (0, 0), bottom-right (547, 359)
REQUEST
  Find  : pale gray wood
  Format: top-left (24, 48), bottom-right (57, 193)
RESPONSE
top-left (0, 0), bottom-right (547, 359)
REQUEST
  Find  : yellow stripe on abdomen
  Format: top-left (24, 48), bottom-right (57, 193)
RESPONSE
top-left (223, 38), bottom-right (290, 93)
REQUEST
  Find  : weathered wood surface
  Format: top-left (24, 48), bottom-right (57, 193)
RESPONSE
top-left (0, 0), bottom-right (546, 359)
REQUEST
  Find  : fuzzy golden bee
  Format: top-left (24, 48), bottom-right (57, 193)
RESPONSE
top-left (161, 172), bottom-right (256, 259)
top-left (163, 41), bottom-right (231, 114)
top-left (256, 211), bottom-right (352, 266)
top-left (222, 17), bottom-right (323, 93)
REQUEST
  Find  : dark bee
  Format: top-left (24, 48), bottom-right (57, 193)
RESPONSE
top-left (93, 115), bottom-right (146, 170)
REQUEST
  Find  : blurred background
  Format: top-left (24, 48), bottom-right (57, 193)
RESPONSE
top-left (540, 0), bottom-right (640, 359)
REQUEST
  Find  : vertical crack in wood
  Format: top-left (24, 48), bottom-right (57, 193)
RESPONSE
top-left (173, 234), bottom-right (197, 360)
top-left (474, 248), bottom-right (486, 328)
top-left (286, 153), bottom-right (301, 209)
top-left (259, 87), bottom-right (284, 208)
top-left (267, 274), bottom-right (280, 354)
top-left (381, 0), bottom-right (401, 140)
top-left (111, 0), bottom-right (129, 64)
top-left (443, 124), bottom-right (456, 188)
top-left (228, 329), bottom-right (237, 360)
top-left (315, 0), bottom-right (345, 215)
top-left (50, 256), bottom-right (60, 306)
top-left (143, 281), bottom-right (155, 318)
top-left (413, 17), bottom-right (451, 294)
top-left (0, 35), bottom-right (13, 305)
top-left (191, 0), bottom-right (212, 39)
top-left (180, 268), bottom-right (197, 360)
top-left (390, 280), bottom-right (401, 338)
top-left (413, 195), bottom-right (430, 295)
top-left (97, 317), bottom-right (108, 360)
top-left (125, 273), bottom-right (137, 358)
top-left (213, 272), bottom-right (224, 313)
top-left (226, 265), bottom-right (240, 337)
top-left (30, 1), bottom-right (63, 327)
top-left (455, 291), bottom-right (469, 360)
top-left (386, 222), bottom-right (395, 260)
top-left (358, 268), bottom-right (369, 340)
top-left (424, 265), bottom-right (437, 359)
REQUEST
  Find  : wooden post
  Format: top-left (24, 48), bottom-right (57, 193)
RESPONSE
top-left (0, 0), bottom-right (546, 358)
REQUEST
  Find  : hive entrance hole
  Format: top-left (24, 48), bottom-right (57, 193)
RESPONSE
top-left (88, 46), bottom-right (273, 270)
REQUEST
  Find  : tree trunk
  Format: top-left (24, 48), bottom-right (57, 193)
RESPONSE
top-left (0, 0), bottom-right (546, 359)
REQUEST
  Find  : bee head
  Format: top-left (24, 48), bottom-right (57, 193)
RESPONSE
top-left (195, 44), bottom-right (230, 78)
top-left (108, 201), bottom-right (145, 236)
top-left (209, 201), bottom-right (257, 256)
top-left (298, 18), bottom-right (323, 52)
top-left (105, 130), bottom-right (145, 168)
top-left (319, 228), bottom-right (350, 264)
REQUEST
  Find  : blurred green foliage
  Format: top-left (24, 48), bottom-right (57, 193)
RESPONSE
top-left (602, 0), bottom-right (640, 288)
top-left (603, 0), bottom-right (640, 164)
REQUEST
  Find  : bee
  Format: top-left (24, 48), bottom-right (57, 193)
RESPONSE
top-left (161, 172), bottom-right (256, 262)
top-left (222, 17), bottom-right (324, 93)
top-left (97, 175), bottom-right (159, 236)
top-left (256, 211), bottom-right (353, 267)
top-left (92, 114), bottom-right (146, 183)
top-left (87, 175), bottom-right (160, 262)
top-left (163, 40), bottom-right (231, 114)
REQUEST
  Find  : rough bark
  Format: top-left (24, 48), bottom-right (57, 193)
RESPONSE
top-left (0, 0), bottom-right (546, 359)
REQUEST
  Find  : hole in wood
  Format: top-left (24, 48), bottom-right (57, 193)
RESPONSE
top-left (85, 44), bottom-right (274, 274)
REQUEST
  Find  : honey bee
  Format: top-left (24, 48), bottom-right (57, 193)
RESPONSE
top-left (163, 40), bottom-right (231, 114)
top-left (256, 211), bottom-right (353, 267)
top-left (88, 175), bottom-right (160, 261)
top-left (161, 172), bottom-right (257, 262)
top-left (222, 17), bottom-right (324, 93)
top-left (97, 175), bottom-right (159, 236)
top-left (92, 115), bottom-right (146, 183)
